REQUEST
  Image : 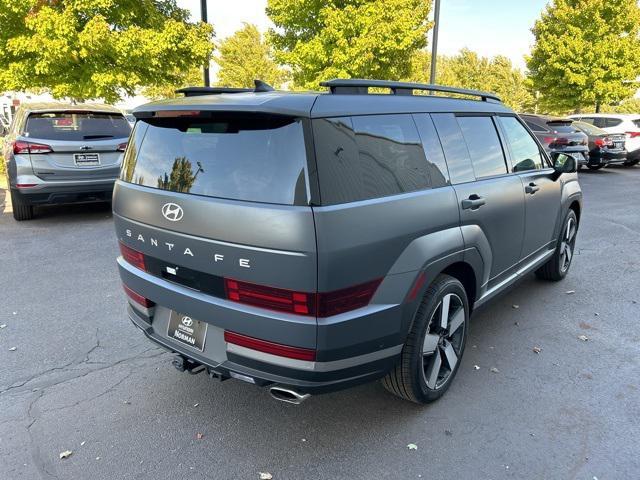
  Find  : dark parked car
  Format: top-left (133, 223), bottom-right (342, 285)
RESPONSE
top-left (520, 114), bottom-right (589, 167)
top-left (572, 120), bottom-right (627, 170)
top-left (115, 79), bottom-right (582, 405)
top-left (2, 102), bottom-right (131, 220)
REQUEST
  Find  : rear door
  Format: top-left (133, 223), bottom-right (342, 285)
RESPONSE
top-left (114, 112), bottom-right (317, 312)
top-left (497, 115), bottom-right (561, 260)
top-left (22, 111), bottom-right (130, 181)
top-left (432, 113), bottom-right (525, 287)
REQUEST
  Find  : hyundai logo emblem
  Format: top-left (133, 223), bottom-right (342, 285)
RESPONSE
top-left (161, 203), bottom-right (183, 222)
top-left (181, 316), bottom-right (193, 327)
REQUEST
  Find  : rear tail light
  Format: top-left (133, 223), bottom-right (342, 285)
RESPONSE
top-left (117, 142), bottom-right (128, 152)
top-left (626, 131), bottom-right (640, 139)
top-left (317, 279), bottom-right (382, 317)
top-left (224, 279), bottom-right (315, 315)
top-left (224, 278), bottom-right (382, 317)
top-left (542, 136), bottom-right (557, 145)
top-left (13, 140), bottom-right (53, 154)
top-left (122, 284), bottom-right (154, 308)
top-left (119, 242), bottom-right (146, 271)
top-left (554, 136), bottom-right (570, 145)
top-left (224, 331), bottom-right (316, 361)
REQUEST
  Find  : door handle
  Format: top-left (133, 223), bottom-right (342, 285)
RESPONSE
top-left (525, 182), bottom-right (540, 194)
top-left (461, 195), bottom-right (486, 210)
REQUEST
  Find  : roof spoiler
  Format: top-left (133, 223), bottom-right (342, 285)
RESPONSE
top-left (319, 79), bottom-right (502, 103)
top-left (176, 79), bottom-right (275, 97)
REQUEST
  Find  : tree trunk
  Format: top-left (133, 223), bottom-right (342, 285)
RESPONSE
top-left (595, 101), bottom-right (601, 113)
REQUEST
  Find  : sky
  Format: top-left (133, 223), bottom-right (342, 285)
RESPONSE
top-left (178, 0), bottom-right (551, 70)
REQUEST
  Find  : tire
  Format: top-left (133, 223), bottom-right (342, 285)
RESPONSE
top-left (535, 209), bottom-right (578, 281)
top-left (10, 190), bottom-right (34, 221)
top-left (623, 158), bottom-right (639, 166)
top-left (382, 274), bottom-right (469, 404)
top-left (587, 165), bottom-right (603, 170)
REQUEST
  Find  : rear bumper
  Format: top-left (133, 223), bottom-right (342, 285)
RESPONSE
top-left (588, 150), bottom-right (627, 166)
top-left (118, 258), bottom-right (408, 394)
top-left (12, 181), bottom-right (115, 205)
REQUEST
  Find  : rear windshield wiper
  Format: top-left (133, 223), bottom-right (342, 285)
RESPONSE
top-left (82, 134), bottom-right (114, 139)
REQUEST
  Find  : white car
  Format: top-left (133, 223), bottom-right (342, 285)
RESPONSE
top-left (568, 113), bottom-right (640, 166)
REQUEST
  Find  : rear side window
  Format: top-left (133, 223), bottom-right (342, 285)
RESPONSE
top-left (431, 113), bottom-right (475, 184)
top-left (498, 116), bottom-right (544, 172)
top-left (25, 112), bottom-right (130, 141)
top-left (412, 114), bottom-right (449, 187)
top-left (457, 116), bottom-right (508, 179)
top-left (524, 120), bottom-right (547, 132)
top-left (312, 114), bottom-right (432, 204)
top-left (121, 115), bottom-right (308, 205)
top-left (548, 122), bottom-right (579, 133)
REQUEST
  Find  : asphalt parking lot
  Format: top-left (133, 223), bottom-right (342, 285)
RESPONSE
top-left (1, 168), bottom-right (639, 480)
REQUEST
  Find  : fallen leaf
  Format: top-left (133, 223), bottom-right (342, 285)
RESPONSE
top-left (594, 312), bottom-right (600, 316)
top-left (12, 312), bottom-right (17, 315)
top-left (578, 335), bottom-right (589, 342)
top-left (566, 290), bottom-right (575, 295)
top-left (80, 441), bottom-right (85, 446)
top-left (0, 324), bottom-right (6, 329)
top-left (407, 443), bottom-right (418, 450)
top-left (123, 400), bottom-right (131, 405)
top-left (259, 473), bottom-right (273, 480)
top-left (193, 403), bottom-right (199, 407)
top-left (490, 367), bottom-right (499, 373)
top-left (59, 450), bottom-right (73, 460)
top-left (8, 347), bottom-right (17, 352)
top-left (96, 457), bottom-right (101, 460)
top-left (473, 365), bottom-right (480, 370)
top-left (533, 346), bottom-right (542, 354)
top-left (514, 321), bottom-right (520, 326)
top-left (444, 429), bottom-right (453, 436)
top-left (512, 304), bottom-right (519, 309)
top-left (196, 432), bottom-right (204, 440)
top-left (301, 438), bottom-right (306, 442)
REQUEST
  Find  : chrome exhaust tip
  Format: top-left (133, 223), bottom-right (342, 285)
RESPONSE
top-left (269, 386), bottom-right (310, 405)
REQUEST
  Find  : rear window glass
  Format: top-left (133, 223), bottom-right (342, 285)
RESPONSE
top-left (574, 121), bottom-right (606, 136)
top-left (121, 115), bottom-right (308, 205)
top-left (312, 114), bottom-right (432, 205)
top-left (632, 119), bottom-right (640, 129)
top-left (603, 118), bottom-right (622, 128)
top-left (25, 112), bottom-right (130, 141)
top-left (547, 122), bottom-right (579, 133)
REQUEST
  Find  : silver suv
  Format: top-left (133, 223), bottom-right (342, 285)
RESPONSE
top-left (115, 80), bottom-right (582, 404)
top-left (3, 102), bottom-right (131, 220)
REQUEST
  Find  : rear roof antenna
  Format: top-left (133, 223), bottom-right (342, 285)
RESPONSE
top-left (254, 79), bottom-right (275, 92)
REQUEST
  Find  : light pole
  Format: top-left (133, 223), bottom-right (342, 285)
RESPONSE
top-left (201, 0), bottom-right (210, 87)
top-left (429, 0), bottom-right (441, 85)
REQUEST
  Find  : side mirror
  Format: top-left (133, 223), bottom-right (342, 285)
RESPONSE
top-left (551, 152), bottom-right (578, 178)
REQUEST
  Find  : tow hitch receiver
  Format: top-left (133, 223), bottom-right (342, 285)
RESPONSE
top-left (171, 354), bottom-right (205, 375)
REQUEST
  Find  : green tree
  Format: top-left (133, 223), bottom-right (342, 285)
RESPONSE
top-left (216, 23), bottom-right (288, 88)
top-left (267, 0), bottom-right (432, 89)
top-left (527, 0), bottom-right (640, 113)
top-left (157, 157), bottom-right (197, 193)
top-left (0, 0), bottom-right (214, 102)
top-left (600, 97), bottom-right (640, 114)
top-left (407, 49), bottom-right (534, 111)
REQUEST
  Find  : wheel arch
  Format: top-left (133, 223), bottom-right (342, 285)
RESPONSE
top-left (440, 261), bottom-right (478, 312)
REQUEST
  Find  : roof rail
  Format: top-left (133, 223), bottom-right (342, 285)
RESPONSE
top-left (176, 79), bottom-right (275, 97)
top-left (319, 79), bottom-right (502, 103)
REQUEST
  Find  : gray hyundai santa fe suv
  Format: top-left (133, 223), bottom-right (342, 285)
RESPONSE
top-left (114, 79), bottom-right (582, 404)
top-left (3, 102), bottom-right (131, 220)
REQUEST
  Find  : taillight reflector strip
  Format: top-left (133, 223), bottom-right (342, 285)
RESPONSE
top-left (123, 284), bottom-right (154, 308)
top-left (224, 331), bottom-right (316, 361)
top-left (119, 242), bottom-right (146, 271)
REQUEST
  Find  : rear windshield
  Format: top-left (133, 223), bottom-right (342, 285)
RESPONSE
top-left (25, 111), bottom-right (130, 141)
top-left (633, 119), bottom-right (640, 129)
top-left (121, 114), bottom-right (308, 205)
top-left (574, 121), bottom-right (606, 136)
top-left (547, 122), bottom-right (579, 133)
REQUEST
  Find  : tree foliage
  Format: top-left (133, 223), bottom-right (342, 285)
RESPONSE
top-left (0, 0), bottom-right (214, 102)
top-left (527, 0), bottom-right (640, 113)
top-left (266, 0), bottom-right (432, 89)
top-left (216, 23), bottom-right (288, 89)
top-left (407, 49), bottom-right (534, 112)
